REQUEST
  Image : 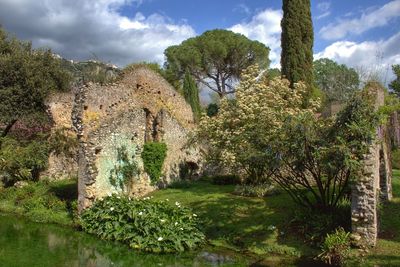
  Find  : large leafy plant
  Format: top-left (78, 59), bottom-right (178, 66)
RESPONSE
top-left (80, 195), bottom-right (205, 253)
top-left (141, 142), bottom-right (167, 184)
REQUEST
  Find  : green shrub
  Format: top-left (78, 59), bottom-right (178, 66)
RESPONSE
top-left (141, 142), bottom-right (167, 184)
top-left (80, 195), bottom-right (205, 253)
top-left (318, 227), bottom-right (351, 266)
top-left (233, 183), bottom-right (279, 197)
top-left (0, 180), bottom-right (77, 225)
top-left (392, 149), bottom-right (400, 170)
top-left (211, 174), bottom-right (241, 185)
top-left (0, 137), bottom-right (49, 186)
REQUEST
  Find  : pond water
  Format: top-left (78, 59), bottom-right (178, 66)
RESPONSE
top-left (0, 213), bottom-right (247, 267)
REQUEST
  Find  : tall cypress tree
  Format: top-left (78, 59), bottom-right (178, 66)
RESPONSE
top-left (183, 71), bottom-right (201, 121)
top-left (281, 0), bottom-right (314, 94)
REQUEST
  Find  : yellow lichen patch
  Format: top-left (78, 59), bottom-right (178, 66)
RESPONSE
top-left (83, 110), bottom-right (101, 126)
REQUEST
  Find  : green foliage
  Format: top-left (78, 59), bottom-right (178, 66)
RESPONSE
top-left (0, 179), bottom-right (77, 226)
top-left (273, 90), bottom-right (379, 210)
top-left (197, 65), bottom-right (317, 186)
top-left (392, 149), bottom-right (400, 169)
top-left (0, 27), bottom-right (71, 137)
top-left (164, 29), bottom-right (270, 97)
top-left (313, 58), bottom-right (360, 103)
top-left (389, 64), bottom-right (400, 97)
top-left (318, 228), bottom-right (351, 266)
top-left (233, 183), bottom-right (279, 197)
top-left (281, 0), bottom-right (314, 95)
top-left (183, 71), bottom-right (201, 121)
top-left (290, 198), bottom-right (351, 246)
top-left (80, 194), bottom-right (205, 253)
top-left (141, 142), bottom-right (167, 184)
top-left (47, 127), bottom-right (78, 158)
top-left (109, 146), bottom-right (140, 190)
top-left (0, 137), bottom-right (49, 186)
top-left (211, 174), bottom-right (241, 185)
top-left (206, 103), bottom-right (219, 117)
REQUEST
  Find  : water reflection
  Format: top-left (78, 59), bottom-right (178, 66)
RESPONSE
top-left (0, 214), bottom-right (244, 267)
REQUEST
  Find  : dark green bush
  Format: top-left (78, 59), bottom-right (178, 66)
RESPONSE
top-left (392, 149), bottom-right (400, 170)
top-left (211, 174), bottom-right (241, 185)
top-left (80, 195), bottom-right (205, 252)
top-left (168, 180), bottom-right (193, 189)
top-left (141, 142), bottom-right (167, 184)
top-left (318, 227), bottom-right (351, 266)
top-left (233, 183), bottom-right (279, 197)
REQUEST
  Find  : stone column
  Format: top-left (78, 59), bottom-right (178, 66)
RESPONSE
top-left (351, 142), bottom-right (379, 247)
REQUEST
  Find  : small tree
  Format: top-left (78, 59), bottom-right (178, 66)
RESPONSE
top-left (273, 89), bottom-right (378, 210)
top-left (164, 29), bottom-right (270, 98)
top-left (183, 71), bottom-right (201, 121)
top-left (314, 58), bottom-right (360, 103)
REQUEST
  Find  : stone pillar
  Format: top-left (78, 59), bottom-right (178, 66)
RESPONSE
top-left (379, 126), bottom-right (393, 201)
top-left (351, 83), bottom-right (388, 247)
top-left (351, 142), bottom-right (379, 247)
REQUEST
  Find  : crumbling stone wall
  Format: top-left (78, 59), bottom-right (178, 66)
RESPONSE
top-left (41, 92), bottom-right (78, 180)
top-left (351, 84), bottom-right (393, 247)
top-left (72, 67), bottom-right (202, 211)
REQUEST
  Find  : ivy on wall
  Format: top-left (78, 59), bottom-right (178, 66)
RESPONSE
top-left (141, 142), bottom-right (167, 184)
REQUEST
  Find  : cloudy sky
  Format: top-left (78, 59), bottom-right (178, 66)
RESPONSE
top-left (0, 0), bottom-right (399, 83)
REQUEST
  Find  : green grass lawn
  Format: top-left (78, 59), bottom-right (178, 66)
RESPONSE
top-left (150, 172), bottom-right (400, 266)
top-left (149, 181), bottom-right (317, 265)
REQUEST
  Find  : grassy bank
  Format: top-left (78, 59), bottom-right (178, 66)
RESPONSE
top-left (0, 179), bottom-right (78, 226)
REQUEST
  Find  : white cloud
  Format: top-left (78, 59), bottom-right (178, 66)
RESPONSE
top-left (229, 9), bottom-right (282, 68)
top-left (317, 2), bottom-right (331, 12)
top-left (320, 0), bottom-right (400, 40)
top-left (315, 32), bottom-right (400, 84)
top-left (0, 0), bottom-right (195, 66)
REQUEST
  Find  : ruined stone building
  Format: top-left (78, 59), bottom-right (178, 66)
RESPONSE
top-left (47, 66), bottom-right (202, 211)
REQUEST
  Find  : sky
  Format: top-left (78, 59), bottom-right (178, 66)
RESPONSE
top-left (0, 0), bottom-right (399, 84)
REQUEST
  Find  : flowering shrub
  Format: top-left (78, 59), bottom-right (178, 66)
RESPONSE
top-left (80, 195), bottom-right (205, 253)
top-left (197, 64), bottom-right (318, 184)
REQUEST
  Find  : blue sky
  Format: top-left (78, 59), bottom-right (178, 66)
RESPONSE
top-left (0, 0), bottom-right (399, 83)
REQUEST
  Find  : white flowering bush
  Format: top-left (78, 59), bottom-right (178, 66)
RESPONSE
top-left (197, 65), bottom-right (318, 184)
top-left (80, 194), bottom-right (205, 253)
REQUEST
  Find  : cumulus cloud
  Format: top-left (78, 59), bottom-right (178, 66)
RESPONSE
top-left (229, 9), bottom-right (282, 68)
top-left (315, 32), bottom-right (400, 84)
top-left (0, 0), bottom-right (195, 66)
top-left (320, 0), bottom-right (400, 40)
